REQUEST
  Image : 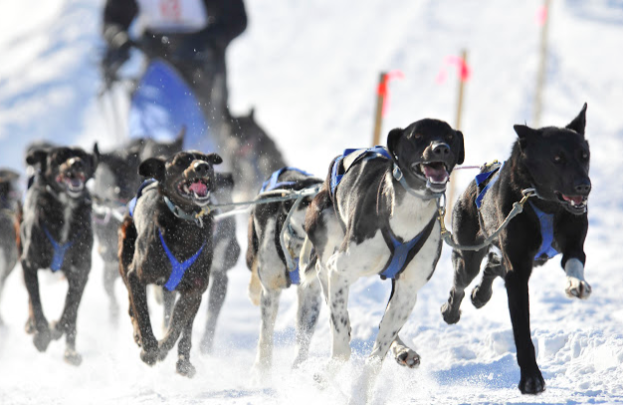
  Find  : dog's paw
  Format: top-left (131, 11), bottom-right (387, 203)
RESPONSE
top-left (25, 318), bottom-right (35, 335)
top-left (519, 369), bottom-right (545, 395)
top-left (49, 321), bottom-right (65, 340)
top-left (33, 328), bottom-right (52, 352)
top-left (176, 356), bottom-right (196, 378)
top-left (566, 276), bottom-right (592, 299)
top-left (440, 302), bottom-right (461, 324)
top-left (64, 349), bottom-right (82, 366)
top-left (394, 347), bottom-right (420, 368)
top-left (470, 285), bottom-right (492, 309)
top-left (140, 349), bottom-right (158, 366)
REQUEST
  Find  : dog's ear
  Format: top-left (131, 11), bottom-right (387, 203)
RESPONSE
top-left (455, 130), bottom-right (465, 165)
top-left (513, 124), bottom-right (538, 150)
top-left (0, 169), bottom-right (20, 183)
top-left (205, 153), bottom-right (223, 166)
top-left (248, 107), bottom-right (255, 120)
top-left (92, 143), bottom-right (101, 171)
top-left (174, 126), bottom-right (186, 148)
top-left (139, 157), bottom-right (166, 181)
top-left (26, 149), bottom-right (48, 168)
top-left (566, 103), bottom-right (587, 136)
top-left (386, 128), bottom-right (403, 160)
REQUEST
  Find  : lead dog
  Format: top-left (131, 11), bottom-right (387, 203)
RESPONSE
top-left (441, 104), bottom-right (591, 394)
top-left (118, 150), bottom-right (222, 376)
top-left (19, 146), bottom-right (99, 365)
top-left (0, 169), bottom-right (21, 326)
top-left (246, 167), bottom-right (323, 373)
top-left (304, 119), bottom-right (464, 399)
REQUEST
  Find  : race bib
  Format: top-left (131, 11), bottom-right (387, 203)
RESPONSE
top-left (137, 0), bottom-right (208, 33)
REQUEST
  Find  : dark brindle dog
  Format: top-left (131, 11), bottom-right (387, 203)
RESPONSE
top-left (92, 133), bottom-right (183, 322)
top-left (119, 150), bottom-right (222, 377)
top-left (19, 145), bottom-right (99, 365)
top-left (441, 104), bottom-right (592, 394)
top-left (0, 169), bottom-right (21, 326)
top-left (305, 119), bottom-right (464, 400)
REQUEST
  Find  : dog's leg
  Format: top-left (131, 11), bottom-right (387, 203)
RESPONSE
top-left (441, 248), bottom-right (487, 324)
top-left (176, 310), bottom-right (198, 378)
top-left (471, 252), bottom-right (505, 308)
top-left (325, 252), bottom-right (353, 371)
top-left (200, 269), bottom-right (228, 354)
top-left (51, 269), bottom-right (88, 366)
top-left (253, 287), bottom-right (281, 372)
top-left (292, 277), bottom-right (322, 368)
top-left (22, 262), bottom-right (51, 352)
top-left (126, 270), bottom-right (159, 365)
top-left (248, 259), bottom-right (262, 306)
top-left (157, 291), bottom-right (202, 362)
top-left (505, 257), bottom-right (544, 394)
top-left (564, 258), bottom-right (591, 299)
top-left (103, 261), bottom-right (119, 323)
top-left (353, 277), bottom-right (421, 404)
top-left (162, 289), bottom-right (176, 332)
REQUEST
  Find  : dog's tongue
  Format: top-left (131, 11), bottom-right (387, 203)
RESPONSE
top-left (562, 194), bottom-right (584, 205)
top-left (422, 163), bottom-right (449, 184)
top-left (189, 181), bottom-right (208, 197)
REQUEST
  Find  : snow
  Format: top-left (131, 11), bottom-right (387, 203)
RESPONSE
top-left (1, 0), bottom-right (623, 404)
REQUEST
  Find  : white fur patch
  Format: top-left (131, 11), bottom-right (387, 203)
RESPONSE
top-left (564, 258), bottom-right (592, 299)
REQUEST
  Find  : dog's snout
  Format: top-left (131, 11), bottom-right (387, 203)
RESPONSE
top-left (193, 161), bottom-right (209, 175)
top-left (432, 142), bottom-right (450, 157)
top-left (574, 178), bottom-right (591, 195)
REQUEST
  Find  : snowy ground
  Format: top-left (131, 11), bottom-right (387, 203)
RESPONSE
top-left (1, 0), bottom-right (623, 404)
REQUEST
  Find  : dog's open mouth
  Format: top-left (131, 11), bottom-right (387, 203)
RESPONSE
top-left (412, 162), bottom-right (450, 192)
top-left (557, 192), bottom-right (588, 214)
top-left (178, 178), bottom-right (211, 205)
top-left (57, 173), bottom-right (85, 197)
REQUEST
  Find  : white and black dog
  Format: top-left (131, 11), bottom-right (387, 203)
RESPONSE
top-left (304, 119), bottom-right (464, 399)
top-left (441, 104), bottom-right (591, 394)
top-left (246, 167), bottom-right (323, 375)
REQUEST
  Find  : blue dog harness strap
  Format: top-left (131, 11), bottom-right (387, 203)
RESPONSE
top-left (529, 202), bottom-right (559, 260)
top-left (158, 229), bottom-right (206, 291)
top-left (330, 146), bottom-right (392, 197)
top-left (42, 226), bottom-right (73, 272)
top-left (260, 167), bottom-right (314, 193)
top-left (475, 162), bottom-right (504, 209)
top-left (129, 179), bottom-right (158, 217)
top-left (289, 259), bottom-right (301, 285)
top-left (379, 214), bottom-right (437, 280)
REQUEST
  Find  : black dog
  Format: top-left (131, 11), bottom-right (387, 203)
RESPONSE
top-left (92, 134), bottom-right (183, 322)
top-left (305, 119), bottom-right (464, 400)
top-left (119, 150), bottom-right (223, 377)
top-left (19, 145), bottom-right (99, 365)
top-left (441, 104), bottom-right (591, 394)
top-left (0, 169), bottom-right (21, 326)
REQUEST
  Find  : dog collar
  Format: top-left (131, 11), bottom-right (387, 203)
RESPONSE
top-left (163, 196), bottom-right (211, 228)
top-left (392, 164), bottom-right (443, 201)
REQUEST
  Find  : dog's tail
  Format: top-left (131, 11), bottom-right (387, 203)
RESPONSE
top-left (118, 215), bottom-right (137, 281)
top-left (246, 213), bottom-right (262, 306)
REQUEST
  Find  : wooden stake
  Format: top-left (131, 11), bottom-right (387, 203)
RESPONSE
top-left (447, 49), bottom-right (468, 220)
top-left (372, 72), bottom-right (387, 146)
top-left (533, 0), bottom-right (551, 127)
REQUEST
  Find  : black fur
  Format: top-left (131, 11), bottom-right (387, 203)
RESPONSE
top-left (19, 145), bottom-right (99, 365)
top-left (118, 150), bottom-right (222, 377)
top-left (441, 104), bottom-right (591, 394)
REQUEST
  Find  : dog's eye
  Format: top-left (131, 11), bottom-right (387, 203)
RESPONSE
top-left (447, 133), bottom-right (454, 141)
top-left (554, 155), bottom-right (564, 164)
top-left (581, 151), bottom-right (589, 161)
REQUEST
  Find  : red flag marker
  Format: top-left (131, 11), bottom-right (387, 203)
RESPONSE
top-left (377, 70), bottom-right (404, 117)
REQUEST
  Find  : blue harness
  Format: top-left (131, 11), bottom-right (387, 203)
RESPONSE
top-left (260, 167), bottom-right (314, 193)
top-left (330, 146), bottom-right (437, 280)
top-left (42, 225), bottom-right (73, 272)
top-left (129, 179), bottom-right (206, 291)
top-left (473, 162), bottom-right (559, 261)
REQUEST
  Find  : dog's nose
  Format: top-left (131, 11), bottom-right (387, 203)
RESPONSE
top-left (193, 161), bottom-right (209, 175)
top-left (431, 142), bottom-right (451, 157)
top-left (574, 178), bottom-right (591, 195)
